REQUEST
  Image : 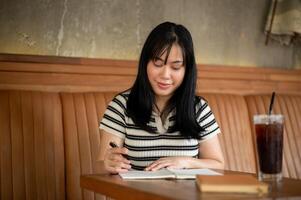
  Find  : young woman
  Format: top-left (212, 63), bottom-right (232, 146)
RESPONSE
top-left (98, 22), bottom-right (224, 174)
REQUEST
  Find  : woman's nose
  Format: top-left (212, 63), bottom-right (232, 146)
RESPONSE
top-left (160, 65), bottom-right (171, 78)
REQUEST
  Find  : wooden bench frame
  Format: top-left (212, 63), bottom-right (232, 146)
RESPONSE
top-left (1, 53), bottom-right (300, 200)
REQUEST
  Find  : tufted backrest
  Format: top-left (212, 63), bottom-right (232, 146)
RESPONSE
top-left (61, 92), bottom-right (116, 200)
top-left (62, 92), bottom-right (258, 200)
top-left (202, 94), bottom-right (256, 173)
top-left (1, 90), bottom-right (300, 200)
top-left (245, 94), bottom-right (301, 179)
top-left (0, 90), bottom-right (65, 200)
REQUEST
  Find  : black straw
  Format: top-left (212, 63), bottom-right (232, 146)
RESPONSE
top-left (268, 92), bottom-right (276, 115)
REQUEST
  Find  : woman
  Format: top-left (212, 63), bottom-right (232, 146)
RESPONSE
top-left (98, 22), bottom-right (224, 174)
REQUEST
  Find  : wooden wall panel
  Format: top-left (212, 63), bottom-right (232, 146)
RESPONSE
top-left (0, 53), bottom-right (300, 95)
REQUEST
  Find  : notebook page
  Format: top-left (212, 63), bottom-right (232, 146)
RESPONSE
top-left (119, 169), bottom-right (174, 179)
top-left (168, 168), bottom-right (222, 179)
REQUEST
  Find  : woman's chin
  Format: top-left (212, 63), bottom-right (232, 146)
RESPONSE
top-left (153, 89), bottom-right (174, 98)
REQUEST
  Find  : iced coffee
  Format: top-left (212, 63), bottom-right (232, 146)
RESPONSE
top-left (253, 114), bottom-right (284, 182)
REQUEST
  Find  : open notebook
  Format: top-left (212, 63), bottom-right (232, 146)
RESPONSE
top-left (119, 168), bottom-right (222, 179)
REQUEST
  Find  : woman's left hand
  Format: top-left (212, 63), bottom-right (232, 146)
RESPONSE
top-left (145, 157), bottom-right (189, 171)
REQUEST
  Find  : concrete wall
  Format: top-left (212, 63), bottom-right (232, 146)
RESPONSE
top-left (0, 0), bottom-right (300, 68)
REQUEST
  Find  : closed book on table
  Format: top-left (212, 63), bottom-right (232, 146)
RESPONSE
top-left (196, 174), bottom-right (269, 194)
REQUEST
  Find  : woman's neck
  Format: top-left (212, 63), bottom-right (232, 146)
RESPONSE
top-left (155, 96), bottom-right (170, 113)
top-left (155, 95), bottom-right (173, 125)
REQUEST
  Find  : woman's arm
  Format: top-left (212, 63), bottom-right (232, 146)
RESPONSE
top-left (97, 130), bottom-right (131, 174)
top-left (196, 134), bottom-right (225, 169)
top-left (145, 135), bottom-right (224, 171)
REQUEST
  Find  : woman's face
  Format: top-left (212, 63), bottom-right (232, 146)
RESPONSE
top-left (147, 43), bottom-right (186, 101)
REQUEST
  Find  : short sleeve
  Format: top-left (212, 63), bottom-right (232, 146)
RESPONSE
top-left (196, 97), bottom-right (221, 142)
top-left (99, 94), bottom-right (127, 139)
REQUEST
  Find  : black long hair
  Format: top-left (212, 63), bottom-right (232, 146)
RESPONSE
top-left (127, 22), bottom-right (204, 139)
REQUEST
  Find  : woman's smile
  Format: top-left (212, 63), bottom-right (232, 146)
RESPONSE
top-left (157, 82), bottom-right (172, 90)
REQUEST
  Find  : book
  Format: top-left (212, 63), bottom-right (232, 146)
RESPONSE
top-left (196, 174), bottom-right (269, 194)
top-left (119, 168), bottom-right (222, 180)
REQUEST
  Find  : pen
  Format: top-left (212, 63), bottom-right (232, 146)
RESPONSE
top-left (109, 141), bottom-right (130, 162)
top-left (109, 141), bottom-right (118, 148)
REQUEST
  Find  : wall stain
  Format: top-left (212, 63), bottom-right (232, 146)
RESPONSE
top-left (56, 0), bottom-right (68, 55)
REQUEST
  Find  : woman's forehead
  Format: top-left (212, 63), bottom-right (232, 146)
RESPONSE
top-left (153, 43), bottom-right (184, 62)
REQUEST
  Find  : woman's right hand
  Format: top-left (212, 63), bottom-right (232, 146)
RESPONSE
top-left (104, 146), bottom-right (131, 174)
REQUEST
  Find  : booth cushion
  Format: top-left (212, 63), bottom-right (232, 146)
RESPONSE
top-left (61, 92), bottom-right (116, 200)
top-left (1, 90), bottom-right (301, 200)
top-left (0, 91), bottom-right (65, 200)
top-left (202, 94), bottom-right (256, 173)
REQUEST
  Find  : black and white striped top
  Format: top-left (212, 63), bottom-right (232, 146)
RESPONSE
top-left (99, 91), bottom-right (220, 170)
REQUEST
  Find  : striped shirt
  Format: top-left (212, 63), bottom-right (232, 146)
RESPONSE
top-left (99, 91), bottom-right (220, 170)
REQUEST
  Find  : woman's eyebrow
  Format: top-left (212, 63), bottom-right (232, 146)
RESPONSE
top-left (154, 57), bottom-right (164, 61)
top-left (154, 57), bottom-right (183, 64)
top-left (171, 60), bottom-right (183, 64)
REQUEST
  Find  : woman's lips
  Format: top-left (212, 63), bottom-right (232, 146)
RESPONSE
top-left (157, 82), bottom-right (172, 90)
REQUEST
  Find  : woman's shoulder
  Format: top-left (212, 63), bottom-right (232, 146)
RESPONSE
top-left (115, 90), bottom-right (130, 99)
top-left (194, 95), bottom-right (213, 118)
top-left (109, 90), bottom-right (130, 107)
top-left (194, 95), bottom-right (208, 107)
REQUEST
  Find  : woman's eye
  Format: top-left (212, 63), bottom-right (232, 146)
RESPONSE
top-left (153, 60), bottom-right (163, 67)
top-left (172, 65), bottom-right (182, 70)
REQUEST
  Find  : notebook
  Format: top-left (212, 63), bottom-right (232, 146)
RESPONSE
top-left (196, 174), bottom-right (269, 194)
top-left (119, 168), bottom-right (222, 179)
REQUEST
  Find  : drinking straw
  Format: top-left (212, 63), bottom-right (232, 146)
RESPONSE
top-left (268, 92), bottom-right (275, 115)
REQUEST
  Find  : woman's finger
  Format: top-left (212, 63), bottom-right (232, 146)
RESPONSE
top-left (109, 152), bottom-right (131, 164)
top-left (110, 147), bottom-right (129, 155)
top-left (108, 153), bottom-right (131, 167)
top-left (107, 166), bottom-right (130, 174)
top-left (146, 160), bottom-right (170, 171)
top-left (150, 162), bottom-right (171, 171)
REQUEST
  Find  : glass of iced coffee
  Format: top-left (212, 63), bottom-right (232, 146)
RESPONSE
top-left (253, 114), bottom-right (284, 182)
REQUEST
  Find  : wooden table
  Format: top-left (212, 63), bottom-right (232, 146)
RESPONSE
top-left (80, 170), bottom-right (301, 200)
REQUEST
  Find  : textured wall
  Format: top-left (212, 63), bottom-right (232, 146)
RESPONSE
top-left (0, 0), bottom-right (300, 68)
